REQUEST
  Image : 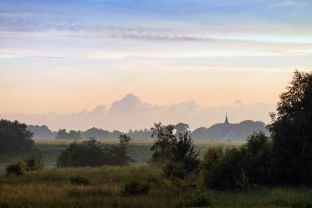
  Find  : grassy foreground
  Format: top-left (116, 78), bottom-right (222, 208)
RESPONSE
top-left (1, 166), bottom-right (312, 208)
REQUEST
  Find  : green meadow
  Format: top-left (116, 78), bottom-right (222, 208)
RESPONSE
top-left (34, 139), bottom-right (243, 167)
top-left (1, 140), bottom-right (312, 208)
top-left (1, 165), bottom-right (312, 208)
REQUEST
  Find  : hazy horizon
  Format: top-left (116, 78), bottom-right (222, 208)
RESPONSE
top-left (0, 93), bottom-right (274, 131)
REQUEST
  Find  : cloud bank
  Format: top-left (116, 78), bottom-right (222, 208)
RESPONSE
top-left (0, 94), bottom-right (275, 131)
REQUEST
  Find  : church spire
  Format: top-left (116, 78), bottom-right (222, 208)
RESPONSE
top-left (224, 113), bottom-right (229, 125)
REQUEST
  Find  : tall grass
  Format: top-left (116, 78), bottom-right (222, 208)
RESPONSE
top-left (1, 165), bottom-right (312, 208)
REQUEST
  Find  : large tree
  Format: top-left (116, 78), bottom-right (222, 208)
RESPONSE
top-left (269, 70), bottom-right (312, 184)
top-left (150, 122), bottom-right (199, 179)
top-left (0, 119), bottom-right (34, 161)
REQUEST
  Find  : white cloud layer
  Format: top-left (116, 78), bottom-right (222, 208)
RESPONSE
top-left (0, 94), bottom-right (275, 131)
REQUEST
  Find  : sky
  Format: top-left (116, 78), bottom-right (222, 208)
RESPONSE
top-left (1, 0), bottom-right (312, 128)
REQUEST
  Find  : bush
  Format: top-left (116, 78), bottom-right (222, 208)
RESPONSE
top-left (203, 132), bottom-right (271, 190)
top-left (163, 161), bottom-right (187, 180)
top-left (23, 155), bottom-right (42, 171)
top-left (242, 131), bottom-right (272, 185)
top-left (57, 137), bottom-right (133, 167)
top-left (6, 162), bottom-right (25, 176)
top-left (201, 147), bottom-right (223, 171)
top-left (69, 176), bottom-right (91, 185)
top-left (204, 147), bottom-right (247, 190)
top-left (121, 180), bottom-right (151, 195)
top-left (176, 193), bottom-right (211, 208)
top-left (151, 123), bottom-right (199, 180)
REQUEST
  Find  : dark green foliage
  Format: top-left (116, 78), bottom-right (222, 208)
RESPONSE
top-left (69, 176), bottom-right (91, 185)
top-left (163, 162), bottom-right (186, 179)
top-left (201, 147), bottom-right (223, 170)
top-left (57, 138), bottom-right (108, 167)
top-left (5, 154), bottom-right (43, 176)
top-left (163, 131), bottom-right (200, 179)
top-left (268, 71), bottom-right (312, 185)
top-left (241, 131), bottom-right (272, 185)
top-left (204, 147), bottom-right (247, 190)
top-left (151, 123), bottom-right (199, 179)
top-left (109, 134), bottom-right (134, 166)
top-left (150, 122), bottom-right (176, 163)
top-left (6, 162), bottom-right (25, 176)
top-left (121, 180), bottom-right (151, 195)
top-left (176, 193), bottom-right (211, 208)
top-left (23, 155), bottom-right (43, 171)
top-left (203, 71), bottom-right (312, 189)
top-left (0, 119), bottom-right (34, 161)
top-left (57, 136), bottom-right (133, 167)
top-left (203, 131), bottom-right (271, 190)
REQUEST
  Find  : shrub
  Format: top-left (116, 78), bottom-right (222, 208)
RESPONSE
top-left (121, 180), bottom-right (150, 195)
top-left (203, 132), bottom-right (271, 190)
top-left (57, 137), bottom-right (133, 167)
top-left (23, 155), bottom-right (43, 171)
top-left (6, 162), bottom-right (25, 176)
top-left (170, 131), bottom-right (199, 175)
top-left (201, 147), bottom-right (223, 171)
top-left (176, 193), bottom-right (211, 208)
top-left (151, 123), bottom-right (199, 180)
top-left (69, 176), bottom-right (91, 185)
top-left (242, 131), bottom-right (272, 185)
top-left (147, 175), bottom-right (160, 185)
top-left (204, 147), bottom-right (247, 190)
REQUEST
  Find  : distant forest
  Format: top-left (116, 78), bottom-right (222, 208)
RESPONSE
top-left (27, 120), bottom-right (268, 140)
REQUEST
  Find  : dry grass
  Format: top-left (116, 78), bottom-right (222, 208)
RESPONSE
top-left (1, 166), bottom-right (312, 208)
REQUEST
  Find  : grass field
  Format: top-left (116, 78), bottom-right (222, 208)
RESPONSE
top-left (1, 165), bottom-right (312, 208)
top-left (1, 140), bottom-right (312, 208)
top-left (34, 139), bottom-right (243, 167)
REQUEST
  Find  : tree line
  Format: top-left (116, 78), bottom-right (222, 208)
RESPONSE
top-left (29, 121), bottom-right (267, 140)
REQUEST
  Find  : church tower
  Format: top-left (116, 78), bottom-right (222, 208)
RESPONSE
top-left (224, 113), bottom-right (229, 125)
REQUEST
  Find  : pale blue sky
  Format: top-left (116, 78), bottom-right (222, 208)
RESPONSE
top-left (1, 0), bottom-right (312, 114)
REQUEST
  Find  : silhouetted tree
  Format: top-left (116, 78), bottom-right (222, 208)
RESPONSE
top-left (203, 131), bottom-right (271, 190)
top-left (55, 129), bottom-right (82, 139)
top-left (150, 122), bottom-right (176, 163)
top-left (241, 131), bottom-right (272, 185)
top-left (109, 134), bottom-right (133, 165)
top-left (150, 123), bottom-right (199, 179)
top-left (269, 70), bottom-right (312, 185)
top-left (0, 119), bottom-right (34, 161)
top-left (175, 122), bottom-right (189, 136)
top-left (55, 129), bottom-right (68, 139)
top-left (163, 131), bottom-right (199, 179)
top-left (57, 138), bottom-right (109, 167)
top-left (57, 135), bottom-right (133, 167)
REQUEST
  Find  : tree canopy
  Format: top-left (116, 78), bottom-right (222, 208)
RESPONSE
top-left (269, 70), bottom-right (312, 184)
top-left (0, 119), bottom-right (35, 161)
top-left (57, 136), bottom-right (133, 167)
top-left (150, 122), bottom-right (199, 179)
